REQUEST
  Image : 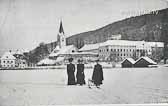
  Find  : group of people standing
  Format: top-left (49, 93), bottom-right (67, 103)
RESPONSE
top-left (67, 58), bottom-right (104, 87)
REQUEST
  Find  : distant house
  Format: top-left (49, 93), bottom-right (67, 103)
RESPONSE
top-left (134, 57), bottom-right (157, 67)
top-left (46, 45), bottom-right (78, 65)
top-left (121, 58), bottom-right (135, 68)
top-left (0, 51), bottom-right (28, 68)
top-left (37, 58), bottom-right (55, 66)
top-left (0, 52), bottom-right (17, 68)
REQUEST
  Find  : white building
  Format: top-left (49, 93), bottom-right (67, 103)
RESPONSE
top-left (79, 40), bottom-right (163, 62)
top-left (99, 40), bottom-right (137, 61)
top-left (0, 52), bottom-right (16, 68)
top-left (39, 21), bottom-right (78, 65)
top-left (0, 51), bottom-right (28, 68)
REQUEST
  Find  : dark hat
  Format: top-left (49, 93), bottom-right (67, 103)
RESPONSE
top-left (95, 59), bottom-right (99, 62)
top-left (78, 58), bottom-right (83, 62)
top-left (68, 58), bottom-right (73, 62)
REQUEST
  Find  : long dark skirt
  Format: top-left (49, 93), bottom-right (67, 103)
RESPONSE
top-left (67, 63), bottom-right (76, 85)
top-left (67, 73), bottom-right (76, 85)
top-left (76, 64), bottom-right (85, 85)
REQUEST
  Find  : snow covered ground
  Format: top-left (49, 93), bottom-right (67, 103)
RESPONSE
top-left (0, 67), bottom-right (168, 105)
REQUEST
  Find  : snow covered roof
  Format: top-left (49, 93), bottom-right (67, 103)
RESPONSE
top-left (0, 52), bottom-right (16, 60)
top-left (100, 40), bottom-right (143, 47)
top-left (49, 45), bottom-right (77, 57)
top-left (55, 57), bottom-right (65, 62)
top-left (70, 52), bottom-right (98, 55)
top-left (146, 42), bottom-right (164, 48)
top-left (136, 56), bottom-right (157, 65)
top-left (37, 58), bottom-right (55, 65)
top-left (122, 58), bottom-right (136, 64)
top-left (79, 43), bottom-right (101, 51)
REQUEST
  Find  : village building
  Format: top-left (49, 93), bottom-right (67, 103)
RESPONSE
top-left (134, 56), bottom-right (157, 67)
top-left (99, 40), bottom-right (163, 62)
top-left (0, 52), bottom-right (16, 68)
top-left (99, 40), bottom-right (137, 61)
top-left (121, 58), bottom-right (136, 68)
top-left (79, 40), bottom-right (163, 62)
top-left (0, 50), bottom-right (28, 68)
top-left (38, 21), bottom-right (79, 65)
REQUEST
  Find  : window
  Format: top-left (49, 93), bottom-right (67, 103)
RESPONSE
top-left (7, 61), bottom-right (9, 63)
top-left (3, 61), bottom-right (5, 63)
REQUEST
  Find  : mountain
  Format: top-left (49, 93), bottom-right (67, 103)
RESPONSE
top-left (27, 8), bottom-right (168, 63)
top-left (66, 8), bottom-right (168, 49)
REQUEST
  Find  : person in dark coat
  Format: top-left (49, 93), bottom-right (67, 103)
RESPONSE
top-left (67, 58), bottom-right (76, 85)
top-left (92, 59), bottom-right (104, 87)
top-left (76, 59), bottom-right (86, 85)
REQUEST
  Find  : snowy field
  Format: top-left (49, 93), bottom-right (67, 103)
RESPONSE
top-left (0, 67), bottom-right (168, 105)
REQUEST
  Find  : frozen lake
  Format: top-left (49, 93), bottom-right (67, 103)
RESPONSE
top-left (0, 67), bottom-right (168, 105)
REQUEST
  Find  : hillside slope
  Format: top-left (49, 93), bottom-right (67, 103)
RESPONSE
top-left (67, 8), bottom-right (168, 48)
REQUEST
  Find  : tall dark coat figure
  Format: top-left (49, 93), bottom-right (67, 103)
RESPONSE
top-left (67, 62), bottom-right (76, 85)
top-left (92, 63), bottom-right (104, 86)
top-left (76, 63), bottom-right (86, 85)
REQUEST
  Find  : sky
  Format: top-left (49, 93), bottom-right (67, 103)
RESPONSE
top-left (0, 0), bottom-right (168, 55)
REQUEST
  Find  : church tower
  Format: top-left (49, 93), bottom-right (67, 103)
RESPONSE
top-left (57, 20), bottom-right (66, 49)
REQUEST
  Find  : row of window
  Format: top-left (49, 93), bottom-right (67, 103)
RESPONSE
top-left (2, 65), bottom-right (15, 67)
top-left (99, 48), bottom-right (135, 52)
top-left (2, 65), bottom-right (27, 68)
top-left (100, 53), bottom-right (133, 57)
top-left (99, 48), bottom-right (151, 53)
top-left (2, 60), bottom-right (14, 64)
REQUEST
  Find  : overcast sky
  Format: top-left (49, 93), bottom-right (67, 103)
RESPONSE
top-left (0, 0), bottom-right (168, 55)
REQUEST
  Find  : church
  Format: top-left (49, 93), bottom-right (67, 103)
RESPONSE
top-left (37, 21), bottom-right (78, 66)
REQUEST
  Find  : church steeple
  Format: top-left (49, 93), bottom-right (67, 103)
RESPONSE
top-left (57, 20), bottom-right (66, 49)
top-left (59, 20), bottom-right (64, 34)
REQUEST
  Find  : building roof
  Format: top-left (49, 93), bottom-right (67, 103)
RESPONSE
top-left (122, 58), bottom-right (136, 64)
top-left (59, 20), bottom-right (64, 34)
top-left (79, 43), bottom-right (101, 51)
top-left (70, 52), bottom-right (98, 55)
top-left (146, 42), bottom-right (164, 48)
top-left (135, 56), bottom-right (157, 65)
top-left (55, 57), bottom-right (65, 62)
top-left (0, 52), bottom-right (16, 60)
top-left (100, 40), bottom-right (147, 47)
top-left (49, 45), bottom-right (77, 57)
top-left (37, 58), bottom-right (55, 65)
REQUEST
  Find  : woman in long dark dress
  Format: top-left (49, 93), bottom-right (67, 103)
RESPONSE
top-left (92, 59), bottom-right (104, 87)
top-left (67, 58), bottom-right (76, 85)
top-left (76, 59), bottom-right (85, 85)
